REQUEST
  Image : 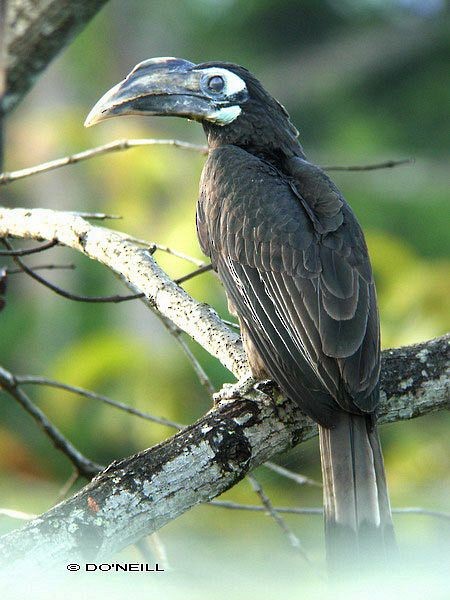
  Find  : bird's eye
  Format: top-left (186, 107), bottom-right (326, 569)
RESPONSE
top-left (207, 75), bottom-right (225, 93)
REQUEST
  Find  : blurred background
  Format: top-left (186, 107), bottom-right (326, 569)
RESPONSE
top-left (1, 0), bottom-right (449, 597)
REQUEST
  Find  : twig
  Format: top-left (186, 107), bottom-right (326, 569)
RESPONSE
top-left (175, 264), bottom-right (213, 285)
top-left (209, 500), bottom-right (323, 515)
top-left (125, 237), bottom-right (207, 268)
top-left (222, 318), bottom-right (240, 330)
top-left (323, 158), bottom-right (413, 171)
top-left (3, 239), bottom-right (145, 304)
top-left (7, 264), bottom-right (76, 275)
top-left (391, 508), bottom-right (450, 520)
top-left (174, 335), bottom-right (215, 396)
top-left (246, 473), bottom-right (308, 559)
top-left (69, 212), bottom-right (122, 220)
top-left (0, 138), bottom-right (412, 186)
top-left (0, 366), bottom-right (102, 478)
top-left (209, 501), bottom-right (450, 521)
top-left (264, 461), bottom-right (322, 487)
top-left (0, 239), bottom-right (57, 256)
top-left (16, 264), bottom-right (143, 303)
top-left (151, 307), bottom-right (217, 398)
top-left (15, 375), bottom-right (183, 430)
top-left (0, 138), bottom-right (208, 185)
top-left (0, 509), bottom-right (38, 521)
top-left (55, 470), bottom-right (80, 503)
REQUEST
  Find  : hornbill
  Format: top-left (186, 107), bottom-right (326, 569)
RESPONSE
top-left (85, 57), bottom-right (396, 572)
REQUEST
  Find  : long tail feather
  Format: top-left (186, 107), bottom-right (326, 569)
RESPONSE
top-left (319, 413), bottom-right (396, 575)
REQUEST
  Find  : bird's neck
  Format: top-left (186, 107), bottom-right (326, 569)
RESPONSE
top-left (202, 108), bottom-right (305, 169)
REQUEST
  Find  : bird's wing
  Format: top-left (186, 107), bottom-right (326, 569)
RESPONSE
top-left (201, 147), bottom-right (380, 426)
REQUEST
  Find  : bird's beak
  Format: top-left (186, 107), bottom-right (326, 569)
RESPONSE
top-left (85, 57), bottom-right (215, 127)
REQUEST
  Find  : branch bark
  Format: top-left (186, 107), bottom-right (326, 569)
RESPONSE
top-left (0, 206), bottom-right (448, 571)
top-left (0, 336), bottom-right (447, 571)
top-left (0, 207), bottom-right (249, 378)
top-left (4, 0), bottom-right (110, 113)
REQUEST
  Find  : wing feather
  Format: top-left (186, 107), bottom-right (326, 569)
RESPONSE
top-left (199, 146), bottom-right (380, 425)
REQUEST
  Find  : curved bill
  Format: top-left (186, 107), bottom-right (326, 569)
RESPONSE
top-left (84, 57), bottom-right (215, 127)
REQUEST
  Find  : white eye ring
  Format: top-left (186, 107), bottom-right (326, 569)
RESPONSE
top-left (197, 67), bottom-right (247, 97)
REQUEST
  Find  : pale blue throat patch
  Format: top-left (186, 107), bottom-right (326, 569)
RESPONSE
top-left (207, 105), bottom-right (242, 125)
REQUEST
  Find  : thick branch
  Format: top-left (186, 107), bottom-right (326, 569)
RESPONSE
top-left (0, 335), bottom-right (447, 570)
top-left (4, 0), bottom-right (109, 113)
top-left (0, 207), bottom-right (249, 378)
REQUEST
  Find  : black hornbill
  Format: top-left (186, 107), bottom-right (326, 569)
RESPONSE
top-left (85, 57), bottom-right (396, 571)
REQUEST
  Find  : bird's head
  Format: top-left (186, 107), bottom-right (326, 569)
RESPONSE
top-left (85, 57), bottom-right (301, 160)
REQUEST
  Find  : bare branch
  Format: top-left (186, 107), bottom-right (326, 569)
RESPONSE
top-left (15, 375), bottom-right (183, 430)
top-left (0, 207), bottom-right (448, 395)
top-left (0, 207), bottom-right (248, 378)
top-left (263, 461), bottom-right (322, 487)
top-left (147, 534), bottom-right (170, 571)
top-left (247, 473), bottom-right (306, 557)
top-left (322, 158), bottom-right (413, 172)
top-left (174, 335), bottom-right (216, 396)
top-left (7, 263), bottom-right (75, 274)
top-left (17, 268), bottom-right (144, 303)
top-left (0, 366), bottom-right (102, 478)
top-left (4, 501), bottom-right (447, 525)
top-left (0, 509), bottom-right (38, 521)
top-left (0, 137), bottom-right (411, 186)
top-left (0, 333), bottom-right (447, 569)
top-left (3, 238), bottom-right (145, 304)
top-left (222, 318), bottom-right (240, 330)
top-left (0, 239), bottom-right (57, 256)
top-left (151, 243), bottom-right (207, 268)
top-left (125, 237), bottom-right (207, 268)
top-left (69, 212), bottom-right (122, 221)
top-left (175, 264), bottom-right (213, 285)
top-left (208, 502), bottom-right (450, 521)
top-left (55, 471), bottom-right (80, 503)
top-left (0, 139), bottom-right (208, 184)
top-left (5, 0), bottom-right (110, 113)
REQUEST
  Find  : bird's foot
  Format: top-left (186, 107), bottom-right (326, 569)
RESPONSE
top-left (213, 376), bottom-right (272, 405)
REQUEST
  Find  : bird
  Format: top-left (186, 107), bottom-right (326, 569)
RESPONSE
top-left (85, 57), bottom-right (396, 573)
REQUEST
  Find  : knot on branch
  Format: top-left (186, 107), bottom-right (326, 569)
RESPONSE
top-left (202, 397), bottom-right (263, 477)
top-left (206, 422), bottom-right (252, 476)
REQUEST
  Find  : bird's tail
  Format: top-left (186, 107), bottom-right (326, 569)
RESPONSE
top-left (318, 413), bottom-right (396, 575)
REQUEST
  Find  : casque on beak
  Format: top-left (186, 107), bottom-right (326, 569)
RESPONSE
top-left (85, 57), bottom-right (219, 127)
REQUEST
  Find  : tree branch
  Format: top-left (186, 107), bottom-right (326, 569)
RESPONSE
top-left (0, 207), bottom-right (249, 378)
top-left (0, 239), bottom-right (57, 255)
top-left (4, 0), bottom-right (110, 113)
top-left (0, 139), bottom-right (208, 184)
top-left (0, 366), bottom-right (103, 478)
top-left (0, 333), bottom-right (447, 570)
top-left (14, 375), bottom-right (183, 430)
top-left (0, 138), bottom-right (410, 185)
top-left (208, 502), bottom-right (450, 521)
